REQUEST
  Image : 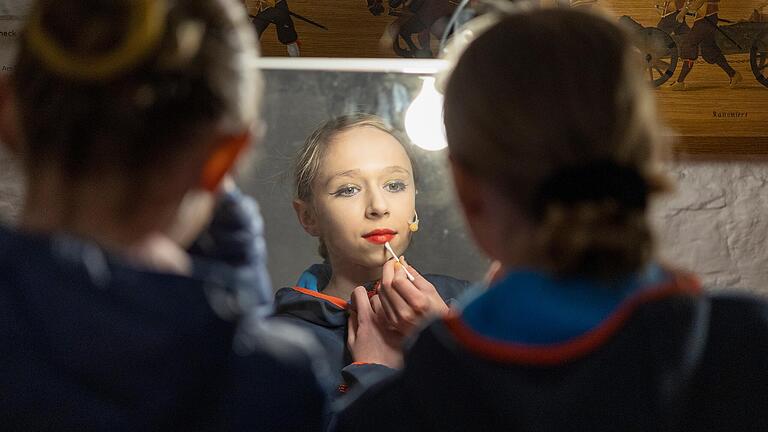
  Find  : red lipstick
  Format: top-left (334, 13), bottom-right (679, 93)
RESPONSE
top-left (363, 228), bottom-right (396, 245)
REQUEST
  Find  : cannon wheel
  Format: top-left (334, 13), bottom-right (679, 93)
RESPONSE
top-left (750, 29), bottom-right (768, 88)
top-left (636, 27), bottom-right (678, 87)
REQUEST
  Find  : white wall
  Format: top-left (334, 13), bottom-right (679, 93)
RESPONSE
top-left (652, 161), bottom-right (768, 295)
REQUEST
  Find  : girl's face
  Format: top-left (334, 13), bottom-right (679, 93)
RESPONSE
top-left (305, 126), bottom-right (416, 270)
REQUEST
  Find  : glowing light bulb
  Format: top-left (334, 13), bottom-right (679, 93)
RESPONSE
top-left (404, 77), bottom-right (447, 152)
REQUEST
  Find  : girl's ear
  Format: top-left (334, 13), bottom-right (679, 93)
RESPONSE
top-left (0, 76), bottom-right (22, 156)
top-left (293, 198), bottom-right (321, 237)
top-left (200, 132), bottom-right (250, 192)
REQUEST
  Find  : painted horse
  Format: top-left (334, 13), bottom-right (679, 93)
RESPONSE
top-left (367, 0), bottom-right (457, 57)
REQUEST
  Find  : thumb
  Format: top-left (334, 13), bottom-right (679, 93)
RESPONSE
top-left (351, 286), bottom-right (374, 324)
top-left (347, 310), bottom-right (359, 345)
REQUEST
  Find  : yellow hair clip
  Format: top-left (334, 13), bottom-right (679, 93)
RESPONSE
top-left (25, 0), bottom-right (166, 81)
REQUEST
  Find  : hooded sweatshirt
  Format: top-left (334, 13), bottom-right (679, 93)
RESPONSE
top-left (337, 266), bottom-right (768, 431)
top-left (0, 190), bottom-right (330, 431)
top-left (271, 263), bottom-right (470, 396)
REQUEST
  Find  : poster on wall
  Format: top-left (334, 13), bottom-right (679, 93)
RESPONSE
top-left (599, 0), bottom-right (768, 153)
top-left (365, 0), bottom-right (456, 58)
top-left (0, 15), bottom-right (23, 75)
top-left (250, 0), bottom-right (461, 58)
top-left (248, 0), bottom-right (766, 154)
top-left (0, 15), bottom-right (25, 223)
top-left (244, 0), bottom-right (328, 57)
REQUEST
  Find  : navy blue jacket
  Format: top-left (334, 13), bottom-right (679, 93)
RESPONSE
top-left (338, 269), bottom-right (768, 431)
top-left (0, 190), bottom-right (330, 431)
top-left (271, 263), bottom-right (470, 397)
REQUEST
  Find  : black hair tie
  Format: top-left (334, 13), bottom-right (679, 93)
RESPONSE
top-left (533, 160), bottom-right (648, 217)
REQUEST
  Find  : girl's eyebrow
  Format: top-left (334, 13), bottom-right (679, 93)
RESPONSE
top-left (383, 166), bottom-right (411, 176)
top-left (325, 166), bottom-right (412, 186)
top-left (325, 169), bottom-right (361, 187)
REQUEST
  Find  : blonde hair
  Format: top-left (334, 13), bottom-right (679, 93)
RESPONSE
top-left (293, 113), bottom-right (411, 259)
top-left (444, 9), bottom-right (669, 281)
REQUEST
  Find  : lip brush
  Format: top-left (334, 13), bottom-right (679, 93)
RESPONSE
top-left (384, 241), bottom-right (415, 281)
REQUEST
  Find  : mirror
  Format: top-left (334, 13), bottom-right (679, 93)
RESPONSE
top-left (239, 59), bottom-right (489, 290)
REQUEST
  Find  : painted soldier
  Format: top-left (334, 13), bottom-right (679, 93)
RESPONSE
top-left (746, 1), bottom-right (768, 22)
top-left (655, 0), bottom-right (690, 35)
top-left (244, 0), bottom-right (300, 56)
top-left (670, 0), bottom-right (742, 89)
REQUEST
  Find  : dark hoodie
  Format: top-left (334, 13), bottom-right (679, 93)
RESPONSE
top-left (0, 190), bottom-right (330, 431)
top-left (337, 267), bottom-right (768, 431)
top-left (271, 263), bottom-right (470, 397)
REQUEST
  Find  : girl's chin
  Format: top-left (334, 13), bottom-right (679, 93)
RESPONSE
top-left (362, 252), bottom-right (391, 267)
top-left (354, 250), bottom-right (393, 270)
top-left (334, 240), bottom-right (410, 269)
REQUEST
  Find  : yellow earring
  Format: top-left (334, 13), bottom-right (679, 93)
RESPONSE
top-left (409, 211), bottom-right (419, 232)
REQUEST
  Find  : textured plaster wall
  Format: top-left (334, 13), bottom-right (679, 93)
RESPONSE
top-left (1, 156), bottom-right (766, 294)
top-left (651, 161), bottom-right (768, 295)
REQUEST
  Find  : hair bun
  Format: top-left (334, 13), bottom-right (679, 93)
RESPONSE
top-left (535, 199), bottom-right (653, 282)
top-left (25, 0), bottom-right (166, 81)
top-left (533, 160), bottom-right (648, 218)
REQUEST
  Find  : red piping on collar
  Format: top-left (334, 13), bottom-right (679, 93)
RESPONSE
top-left (444, 272), bottom-right (702, 366)
top-left (291, 286), bottom-right (349, 310)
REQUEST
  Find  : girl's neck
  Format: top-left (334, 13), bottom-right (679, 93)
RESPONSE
top-left (20, 172), bottom-right (191, 275)
top-left (322, 260), bottom-right (381, 300)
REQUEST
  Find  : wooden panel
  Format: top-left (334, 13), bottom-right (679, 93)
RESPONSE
top-left (673, 135), bottom-right (768, 156)
top-left (656, 65), bottom-right (768, 147)
top-left (602, 0), bottom-right (768, 155)
top-left (251, 1), bottom-right (768, 156)
top-left (254, 0), bottom-right (400, 57)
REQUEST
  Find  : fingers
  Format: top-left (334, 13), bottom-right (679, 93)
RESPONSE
top-left (379, 257), bottom-right (433, 331)
top-left (371, 293), bottom-right (384, 317)
top-left (379, 260), bottom-right (400, 325)
top-left (397, 256), bottom-right (449, 317)
top-left (390, 274), bottom-right (429, 315)
top-left (370, 294), bottom-right (398, 331)
top-left (381, 259), bottom-right (395, 294)
top-left (380, 257), bottom-right (446, 333)
top-left (351, 286), bottom-right (374, 324)
top-left (219, 175), bottom-right (236, 194)
top-left (348, 286), bottom-right (371, 347)
top-left (399, 257), bottom-right (433, 293)
top-left (379, 278), bottom-right (415, 329)
top-left (483, 260), bottom-right (503, 285)
top-left (378, 293), bottom-right (399, 328)
top-left (347, 309), bottom-right (358, 346)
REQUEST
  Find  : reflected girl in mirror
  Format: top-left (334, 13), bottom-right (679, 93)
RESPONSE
top-left (271, 113), bottom-right (469, 395)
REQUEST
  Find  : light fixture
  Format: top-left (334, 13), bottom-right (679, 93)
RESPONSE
top-left (404, 76), bottom-right (448, 152)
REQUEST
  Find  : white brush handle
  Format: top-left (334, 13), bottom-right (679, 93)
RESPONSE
top-left (384, 242), bottom-right (415, 281)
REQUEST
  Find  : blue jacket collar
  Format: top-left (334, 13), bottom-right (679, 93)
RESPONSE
top-left (461, 265), bottom-right (667, 345)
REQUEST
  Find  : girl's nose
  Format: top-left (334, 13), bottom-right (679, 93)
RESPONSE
top-left (365, 189), bottom-right (389, 219)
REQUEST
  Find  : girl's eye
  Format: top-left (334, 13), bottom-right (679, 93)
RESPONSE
top-left (384, 181), bottom-right (407, 193)
top-left (332, 185), bottom-right (360, 197)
